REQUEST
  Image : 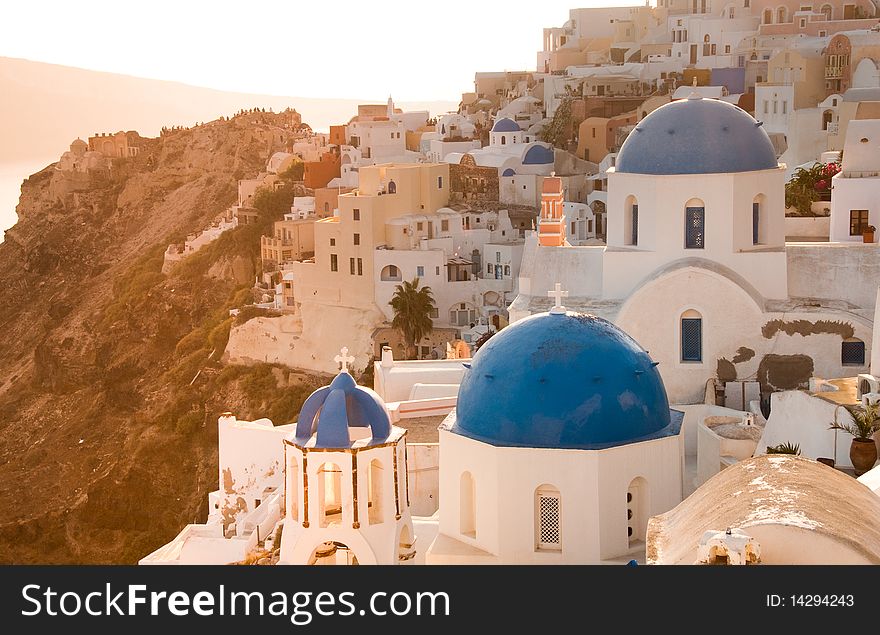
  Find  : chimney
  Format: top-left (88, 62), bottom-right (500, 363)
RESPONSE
top-left (381, 346), bottom-right (394, 368)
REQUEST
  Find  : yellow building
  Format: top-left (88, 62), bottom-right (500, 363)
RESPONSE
top-left (294, 163), bottom-right (450, 311)
top-left (260, 216), bottom-right (316, 272)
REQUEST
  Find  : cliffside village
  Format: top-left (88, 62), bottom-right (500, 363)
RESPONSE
top-left (51, 2), bottom-right (880, 565)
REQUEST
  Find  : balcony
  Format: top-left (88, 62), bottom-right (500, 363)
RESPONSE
top-left (825, 66), bottom-right (843, 79)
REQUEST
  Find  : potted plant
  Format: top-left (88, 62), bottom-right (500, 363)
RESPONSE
top-left (766, 442), bottom-right (800, 455)
top-left (863, 225), bottom-right (876, 244)
top-left (829, 403), bottom-right (880, 476)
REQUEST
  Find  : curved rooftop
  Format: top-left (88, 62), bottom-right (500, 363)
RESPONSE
top-left (648, 455), bottom-right (880, 564)
top-left (491, 117), bottom-right (521, 133)
top-left (451, 312), bottom-right (676, 449)
top-left (616, 97), bottom-right (778, 175)
top-left (294, 371), bottom-right (392, 448)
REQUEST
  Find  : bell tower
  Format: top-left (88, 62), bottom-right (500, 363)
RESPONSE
top-left (279, 348), bottom-right (415, 565)
top-left (538, 175), bottom-right (566, 247)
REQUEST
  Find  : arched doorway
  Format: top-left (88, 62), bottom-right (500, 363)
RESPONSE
top-left (307, 540), bottom-right (360, 565)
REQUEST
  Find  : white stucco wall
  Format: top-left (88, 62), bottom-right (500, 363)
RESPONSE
top-left (758, 389), bottom-right (863, 468)
top-left (428, 421), bottom-right (683, 564)
top-left (784, 216), bottom-right (830, 239)
top-left (829, 174), bottom-right (880, 242)
top-left (408, 443), bottom-right (440, 517)
top-left (217, 415), bottom-right (291, 534)
top-left (786, 243), bottom-right (880, 314)
top-left (605, 167), bottom-right (789, 300)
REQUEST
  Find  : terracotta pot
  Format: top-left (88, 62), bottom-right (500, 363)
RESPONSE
top-left (850, 438), bottom-right (878, 476)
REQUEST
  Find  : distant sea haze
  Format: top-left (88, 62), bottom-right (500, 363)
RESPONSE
top-left (0, 56), bottom-right (458, 239)
top-left (0, 56), bottom-right (457, 163)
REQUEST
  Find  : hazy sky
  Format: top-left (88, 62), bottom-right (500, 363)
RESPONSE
top-left (1, 0), bottom-right (642, 101)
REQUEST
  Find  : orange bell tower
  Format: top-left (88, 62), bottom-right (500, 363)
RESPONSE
top-left (538, 175), bottom-right (566, 247)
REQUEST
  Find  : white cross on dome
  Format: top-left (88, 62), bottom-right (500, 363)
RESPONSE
top-left (334, 346), bottom-right (355, 372)
top-left (548, 283), bottom-right (568, 315)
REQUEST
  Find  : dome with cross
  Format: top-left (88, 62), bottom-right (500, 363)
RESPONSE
top-left (293, 348), bottom-right (392, 448)
top-left (451, 300), bottom-right (677, 449)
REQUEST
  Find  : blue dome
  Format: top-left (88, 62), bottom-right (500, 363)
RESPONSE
top-left (295, 372), bottom-right (391, 448)
top-left (491, 117), bottom-right (520, 133)
top-left (452, 312), bottom-right (675, 449)
top-left (616, 97), bottom-right (778, 175)
top-left (523, 144), bottom-right (554, 165)
top-left (502, 168), bottom-right (516, 176)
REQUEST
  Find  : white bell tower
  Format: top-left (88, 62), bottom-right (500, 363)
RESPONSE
top-left (279, 349), bottom-right (415, 565)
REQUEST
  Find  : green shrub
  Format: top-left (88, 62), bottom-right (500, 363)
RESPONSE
top-left (175, 410), bottom-right (203, 435)
top-left (175, 328), bottom-right (208, 357)
top-left (234, 305), bottom-right (279, 326)
top-left (208, 318), bottom-right (234, 359)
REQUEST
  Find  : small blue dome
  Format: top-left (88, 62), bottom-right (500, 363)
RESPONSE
top-left (502, 168), bottom-right (516, 176)
top-left (491, 117), bottom-right (520, 133)
top-left (452, 313), bottom-right (674, 449)
top-left (295, 372), bottom-right (391, 448)
top-left (616, 97), bottom-right (778, 175)
top-left (523, 144), bottom-right (554, 165)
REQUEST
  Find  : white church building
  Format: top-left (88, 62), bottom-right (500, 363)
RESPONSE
top-left (425, 306), bottom-right (685, 564)
top-left (510, 93), bottom-right (878, 404)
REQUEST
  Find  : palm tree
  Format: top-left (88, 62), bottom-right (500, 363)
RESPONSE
top-left (389, 277), bottom-right (435, 359)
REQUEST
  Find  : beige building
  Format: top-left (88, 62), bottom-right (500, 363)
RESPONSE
top-left (293, 163), bottom-right (450, 312)
top-left (260, 216), bottom-right (316, 272)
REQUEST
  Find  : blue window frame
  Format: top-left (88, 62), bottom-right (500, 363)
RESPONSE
top-left (681, 318), bottom-right (702, 362)
top-left (417, 266), bottom-right (425, 277)
top-left (752, 202), bottom-right (760, 245)
top-left (685, 206), bottom-right (705, 249)
top-left (841, 340), bottom-right (865, 366)
top-left (631, 204), bottom-right (639, 245)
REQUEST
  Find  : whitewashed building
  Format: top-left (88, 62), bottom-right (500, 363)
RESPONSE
top-left (426, 308), bottom-right (685, 564)
top-left (510, 95), bottom-right (877, 404)
top-left (830, 119), bottom-right (880, 242)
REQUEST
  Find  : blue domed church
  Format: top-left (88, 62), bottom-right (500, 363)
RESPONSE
top-left (510, 95), bottom-right (874, 406)
top-left (426, 302), bottom-right (685, 564)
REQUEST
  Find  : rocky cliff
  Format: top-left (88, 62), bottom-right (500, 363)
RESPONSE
top-left (0, 112), bottom-right (322, 563)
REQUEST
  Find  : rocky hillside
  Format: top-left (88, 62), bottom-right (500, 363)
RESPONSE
top-left (0, 113), bottom-right (324, 563)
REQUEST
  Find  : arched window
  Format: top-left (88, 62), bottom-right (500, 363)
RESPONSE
top-left (842, 338), bottom-right (866, 366)
top-left (323, 202), bottom-right (330, 213)
top-left (777, 6), bottom-right (787, 23)
top-left (380, 265), bottom-right (402, 282)
top-left (535, 484), bottom-right (562, 551)
top-left (318, 462), bottom-right (342, 528)
top-left (387, 181), bottom-right (397, 194)
top-left (821, 3), bottom-right (832, 20)
top-left (625, 195), bottom-right (639, 246)
top-left (681, 309), bottom-right (703, 363)
top-left (763, 8), bottom-right (773, 23)
top-left (704, 34), bottom-right (710, 42)
top-left (368, 459), bottom-right (384, 525)
top-left (460, 472), bottom-right (476, 538)
top-left (685, 199), bottom-right (705, 249)
top-left (288, 455), bottom-right (299, 522)
top-left (501, 135), bottom-right (507, 145)
top-left (752, 194), bottom-right (764, 245)
top-left (627, 477), bottom-right (648, 546)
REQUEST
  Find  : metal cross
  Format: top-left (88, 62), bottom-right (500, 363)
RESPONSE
top-left (548, 283), bottom-right (568, 314)
top-left (334, 346), bottom-right (355, 372)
